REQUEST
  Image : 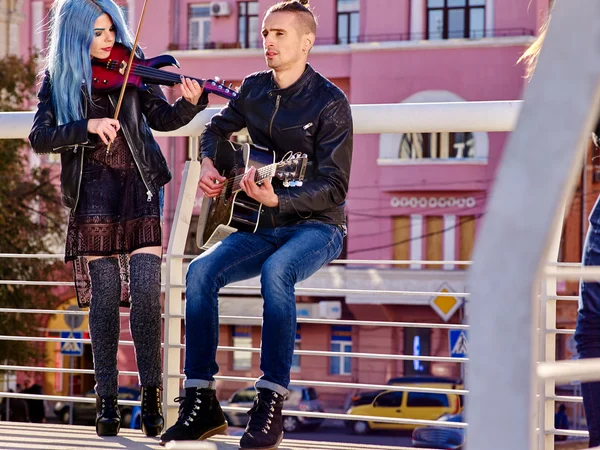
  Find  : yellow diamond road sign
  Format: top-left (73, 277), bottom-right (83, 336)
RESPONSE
top-left (430, 286), bottom-right (463, 322)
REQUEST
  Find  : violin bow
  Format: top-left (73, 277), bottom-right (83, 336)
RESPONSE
top-left (106, 0), bottom-right (150, 155)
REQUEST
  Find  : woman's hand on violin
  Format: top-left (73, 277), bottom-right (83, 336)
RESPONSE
top-left (180, 76), bottom-right (203, 105)
top-left (87, 118), bottom-right (120, 145)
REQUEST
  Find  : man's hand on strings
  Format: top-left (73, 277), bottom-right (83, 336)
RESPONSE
top-left (240, 166), bottom-right (279, 207)
top-left (198, 158), bottom-right (226, 198)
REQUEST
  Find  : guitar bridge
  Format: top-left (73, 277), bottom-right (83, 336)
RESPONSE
top-left (201, 224), bottom-right (238, 251)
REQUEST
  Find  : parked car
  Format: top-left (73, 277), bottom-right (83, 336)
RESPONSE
top-left (388, 376), bottom-right (464, 411)
top-left (387, 376), bottom-right (463, 389)
top-left (220, 386), bottom-right (324, 432)
top-left (345, 377), bottom-right (463, 434)
top-left (412, 413), bottom-right (465, 449)
top-left (54, 386), bottom-right (140, 427)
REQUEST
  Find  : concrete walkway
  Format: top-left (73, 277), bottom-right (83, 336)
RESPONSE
top-left (0, 421), bottom-right (414, 450)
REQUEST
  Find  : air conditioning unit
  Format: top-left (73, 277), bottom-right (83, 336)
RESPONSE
top-left (319, 301), bottom-right (342, 319)
top-left (210, 1), bottom-right (231, 17)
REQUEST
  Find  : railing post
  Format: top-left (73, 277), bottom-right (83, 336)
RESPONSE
top-left (539, 209), bottom-right (564, 450)
top-left (163, 136), bottom-right (201, 427)
top-left (466, 3), bottom-right (600, 450)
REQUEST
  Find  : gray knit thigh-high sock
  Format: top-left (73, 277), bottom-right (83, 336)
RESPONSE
top-left (129, 253), bottom-right (163, 388)
top-left (88, 257), bottom-right (121, 397)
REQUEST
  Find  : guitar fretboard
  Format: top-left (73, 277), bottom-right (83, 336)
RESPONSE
top-left (226, 164), bottom-right (276, 193)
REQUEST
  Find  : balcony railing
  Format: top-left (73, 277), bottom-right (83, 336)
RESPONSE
top-left (177, 27), bottom-right (535, 51)
top-left (0, 92), bottom-right (595, 449)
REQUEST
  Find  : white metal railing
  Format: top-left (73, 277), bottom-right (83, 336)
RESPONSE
top-left (0, 102), bottom-right (496, 443)
top-left (0, 94), bottom-right (591, 450)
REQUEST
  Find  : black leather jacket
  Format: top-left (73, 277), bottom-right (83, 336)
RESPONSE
top-left (200, 64), bottom-right (353, 227)
top-left (29, 74), bottom-right (208, 209)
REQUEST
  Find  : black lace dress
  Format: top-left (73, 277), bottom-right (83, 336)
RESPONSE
top-left (65, 94), bottom-right (162, 307)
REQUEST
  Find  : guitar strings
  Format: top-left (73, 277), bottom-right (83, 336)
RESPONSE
top-left (219, 150), bottom-right (298, 193)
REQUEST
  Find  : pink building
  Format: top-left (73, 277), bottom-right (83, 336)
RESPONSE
top-left (15, 0), bottom-right (547, 408)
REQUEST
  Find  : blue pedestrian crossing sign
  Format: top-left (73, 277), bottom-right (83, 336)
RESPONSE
top-left (60, 331), bottom-right (83, 356)
top-left (449, 330), bottom-right (468, 358)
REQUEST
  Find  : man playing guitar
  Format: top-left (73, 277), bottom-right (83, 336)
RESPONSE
top-left (160, 1), bottom-right (353, 448)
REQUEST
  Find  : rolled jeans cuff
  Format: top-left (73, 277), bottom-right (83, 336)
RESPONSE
top-left (256, 379), bottom-right (288, 397)
top-left (184, 378), bottom-right (216, 390)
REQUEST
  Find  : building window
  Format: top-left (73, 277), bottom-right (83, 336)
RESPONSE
top-left (232, 325), bottom-right (252, 371)
top-left (399, 132), bottom-right (475, 160)
top-left (458, 215), bottom-right (476, 269)
top-left (337, 0), bottom-right (360, 44)
top-left (425, 215), bottom-right (444, 269)
top-left (392, 216), bottom-right (411, 268)
top-left (403, 328), bottom-right (431, 376)
top-left (238, 1), bottom-right (259, 48)
top-left (330, 325), bottom-right (352, 375)
top-left (189, 4), bottom-right (212, 50)
top-left (291, 325), bottom-right (301, 372)
top-left (427, 0), bottom-right (485, 40)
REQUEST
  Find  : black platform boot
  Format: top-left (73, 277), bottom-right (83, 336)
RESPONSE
top-left (159, 387), bottom-right (227, 446)
top-left (141, 386), bottom-right (165, 437)
top-left (96, 395), bottom-right (121, 437)
top-left (239, 388), bottom-right (285, 450)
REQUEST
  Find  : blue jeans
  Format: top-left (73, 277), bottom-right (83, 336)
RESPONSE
top-left (575, 198), bottom-right (600, 447)
top-left (183, 221), bottom-right (344, 395)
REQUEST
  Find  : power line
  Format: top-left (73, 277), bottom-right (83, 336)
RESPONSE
top-left (347, 214), bottom-right (482, 255)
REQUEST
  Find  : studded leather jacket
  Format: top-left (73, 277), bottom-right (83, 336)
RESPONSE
top-left (200, 64), bottom-right (353, 228)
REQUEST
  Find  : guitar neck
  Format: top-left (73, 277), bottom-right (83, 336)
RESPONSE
top-left (231, 164), bottom-right (276, 193)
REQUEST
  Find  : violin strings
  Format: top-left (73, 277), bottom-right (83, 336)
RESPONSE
top-left (131, 64), bottom-right (203, 84)
top-left (97, 59), bottom-right (209, 86)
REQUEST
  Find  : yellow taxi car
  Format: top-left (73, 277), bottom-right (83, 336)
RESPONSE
top-left (345, 377), bottom-right (464, 434)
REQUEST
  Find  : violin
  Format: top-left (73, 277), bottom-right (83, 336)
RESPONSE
top-left (91, 42), bottom-right (238, 101)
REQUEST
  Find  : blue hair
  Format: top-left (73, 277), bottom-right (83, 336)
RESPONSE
top-left (44, 0), bottom-right (137, 125)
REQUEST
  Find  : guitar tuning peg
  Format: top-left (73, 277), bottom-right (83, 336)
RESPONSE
top-left (295, 181), bottom-right (303, 187)
top-left (214, 76), bottom-right (220, 82)
top-left (283, 180), bottom-right (290, 188)
top-left (229, 83), bottom-right (233, 89)
top-left (289, 180), bottom-right (297, 187)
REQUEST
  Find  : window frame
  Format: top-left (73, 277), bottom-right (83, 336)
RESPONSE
top-left (330, 340), bottom-right (352, 375)
top-left (238, 1), bottom-right (260, 49)
top-left (336, 0), bottom-right (360, 44)
top-left (399, 131), bottom-right (476, 160)
top-left (188, 3), bottom-right (212, 50)
top-left (426, 0), bottom-right (486, 40)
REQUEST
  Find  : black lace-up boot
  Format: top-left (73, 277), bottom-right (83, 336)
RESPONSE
top-left (239, 388), bottom-right (285, 450)
top-left (96, 395), bottom-right (121, 436)
top-left (141, 386), bottom-right (164, 437)
top-left (159, 387), bottom-right (227, 446)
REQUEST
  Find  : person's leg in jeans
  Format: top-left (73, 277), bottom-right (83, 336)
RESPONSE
top-left (257, 222), bottom-right (344, 392)
top-left (184, 230), bottom-right (278, 386)
top-left (240, 222), bottom-right (344, 450)
top-left (575, 219), bottom-right (600, 447)
top-left (160, 230), bottom-right (276, 444)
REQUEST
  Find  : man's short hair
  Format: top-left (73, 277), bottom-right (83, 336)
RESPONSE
top-left (266, 0), bottom-right (317, 35)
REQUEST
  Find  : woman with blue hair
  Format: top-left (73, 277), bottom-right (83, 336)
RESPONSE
top-left (29, 0), bottom-right (207, 438)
